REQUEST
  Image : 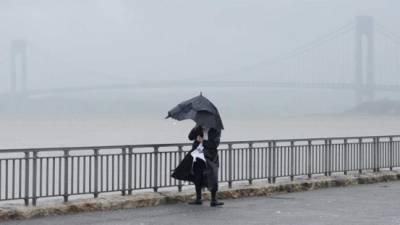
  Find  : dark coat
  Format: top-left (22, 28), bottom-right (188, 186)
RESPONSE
top-left (171, 126), bottom-right (221, 190)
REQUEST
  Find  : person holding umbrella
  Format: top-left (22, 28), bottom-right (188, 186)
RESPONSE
top-left (187, 124), bottom-right (223, 206)
top-left (167, 93), bottom-right (224, 207)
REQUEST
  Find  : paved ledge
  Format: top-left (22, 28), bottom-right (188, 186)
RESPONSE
top-left (1, 170), bottom-right (400, 222)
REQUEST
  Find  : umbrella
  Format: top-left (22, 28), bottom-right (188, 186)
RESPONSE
top-left (166, 93), bottom-right (224, 130)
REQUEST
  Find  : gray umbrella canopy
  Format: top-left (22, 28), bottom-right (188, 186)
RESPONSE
top-left (166, 94), bottom-right (224, 130)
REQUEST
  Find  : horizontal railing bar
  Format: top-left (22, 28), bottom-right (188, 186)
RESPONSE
top-left (1, 134), bottom-right (399, 153)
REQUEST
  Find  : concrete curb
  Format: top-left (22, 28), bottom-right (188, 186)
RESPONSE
top-left (1, 170), bottom-right (400, 221)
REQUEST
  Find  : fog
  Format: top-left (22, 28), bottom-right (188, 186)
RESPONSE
top-left (0, 0), bottom-right (400, 147)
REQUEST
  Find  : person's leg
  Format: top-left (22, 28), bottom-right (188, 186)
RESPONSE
top-left (210, 183), bottom-right (224, 207)
top-left (211, 188), bottom-right (216, 201)
top-left (195, 184), bottom-right (202, 201)
top-left (189, 161), bottom-right (203, 205)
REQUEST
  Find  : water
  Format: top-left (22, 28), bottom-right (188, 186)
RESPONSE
top-left (1, 87), bottom-right (400, 149)
top-left (0, 116), bottom-right (399, 149)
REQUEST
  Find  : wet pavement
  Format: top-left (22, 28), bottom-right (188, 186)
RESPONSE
top-left (4, 181), bottom-right (400, 225)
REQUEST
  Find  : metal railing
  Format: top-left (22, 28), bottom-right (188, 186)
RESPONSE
top-left (0, 135), bottom-right (400, 206)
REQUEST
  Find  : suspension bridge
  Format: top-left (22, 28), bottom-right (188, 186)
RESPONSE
top-left (3, 16), bottom-right (400, 104)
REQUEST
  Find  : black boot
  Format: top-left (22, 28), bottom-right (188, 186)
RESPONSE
top-left (210, 189), bottom-right (224, 207)
top-left (210, 201), bottom-right (224, 207)
top-left (189, 185), bottom-right (203, 205)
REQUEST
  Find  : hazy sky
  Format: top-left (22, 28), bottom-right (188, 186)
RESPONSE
top-left (0, 0), bottom-right (399, 90)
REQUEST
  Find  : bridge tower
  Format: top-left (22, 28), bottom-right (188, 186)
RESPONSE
top-left (10, 40), bottom-right (27, 98)
top-left (355, 16), bottom-right (375, 104)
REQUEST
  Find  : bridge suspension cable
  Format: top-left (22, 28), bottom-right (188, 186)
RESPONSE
top-left (373, 21), bottom-right (400, 86)
top-left (375, 22), bottom-right (400, 46)
top-left (193, 21), bottom-right (355, 81)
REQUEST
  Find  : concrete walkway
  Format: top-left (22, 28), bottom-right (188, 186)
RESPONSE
top-left (4, 181), bottom-right (400, 225)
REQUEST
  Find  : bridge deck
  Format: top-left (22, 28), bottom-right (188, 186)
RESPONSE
top-left (3, 80), bottom-right (400, 97)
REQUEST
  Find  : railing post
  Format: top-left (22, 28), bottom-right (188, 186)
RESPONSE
top-left (324, 140), bottom-right (328, 176)
top-left (307, 140), bottom-right (312, 179)
top-left (372, 138), bottom-right (378, 172)
top-left (228, 144), bottom-right (233, 188)
top-left (177, 146), bottom-right (183, 192)
top-left (344, 139), bottom-right (348, 175)
top-left (272, 141), bottom-right (276, 183)
top-left (268, 142), bottom-right (272, 183)
top-left (121, 148), bottom-right (127, 196)
top-left (376, 137), bottom-right (380, 172)
top-left (248, 142), bottom-right (253, 185)
top-left (290, 141), bottom-right (294, 181)
top-left (328, 139), bottom-right (332, 176)
top-left (93, 149), bottom-right (99, 198)
top-left (153, 146), bottom-right (159, 192)
top-left (24, 151), bottom-right (30, 206)
top-left (358, 138), bottom-right (363, 174)
top-left (390, 137), bottom-right (393, 171)
top-left (63, 150), bottom-right (69, 202)
top-left (32, 151), bottom-right (38, 206)
top-left (128, 147), bottom-right (133, 195)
